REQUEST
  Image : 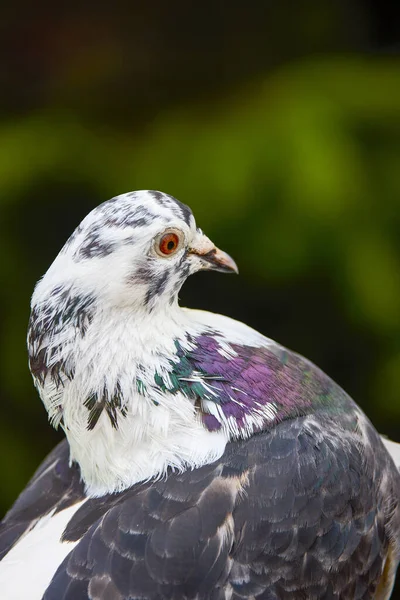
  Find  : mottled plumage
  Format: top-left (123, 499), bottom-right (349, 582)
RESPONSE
top-left (1, 190), bottom-right (400, 599)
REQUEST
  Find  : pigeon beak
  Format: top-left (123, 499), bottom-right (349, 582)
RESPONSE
top-left (188, 236), bottom-right (239, 274)
top-left (198, 247), bottom-right (239, 274)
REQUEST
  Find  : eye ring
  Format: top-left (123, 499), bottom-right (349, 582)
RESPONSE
top-left (154, 229), bottom-right (184, 257)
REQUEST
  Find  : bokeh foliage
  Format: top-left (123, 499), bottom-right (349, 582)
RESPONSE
top-left (0, 3), bottom-right (399, 519)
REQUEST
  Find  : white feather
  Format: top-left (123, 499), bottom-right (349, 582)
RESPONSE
top-left (381, 436), bottom-right (400, 470)
top-left (0, 501), bottom-right (86, 600)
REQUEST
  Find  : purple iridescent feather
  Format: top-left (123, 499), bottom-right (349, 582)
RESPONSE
top-left (156, 332), bottom-right (353, 433)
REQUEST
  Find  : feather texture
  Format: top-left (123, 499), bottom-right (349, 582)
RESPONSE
top-left (1, 190), bottom-right (400, 599)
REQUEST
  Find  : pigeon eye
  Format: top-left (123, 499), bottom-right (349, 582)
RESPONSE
top-left (156, 231), bottom-right (182, 257)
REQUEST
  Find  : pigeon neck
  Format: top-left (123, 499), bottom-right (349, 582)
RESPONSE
top-left (33, 304), bottom-right (229, 496)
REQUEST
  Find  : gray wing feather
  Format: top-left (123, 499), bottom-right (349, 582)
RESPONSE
top-left (0, 439), bottom-right (84, 561)
top-left (43, 415), bottom-right (400, 599)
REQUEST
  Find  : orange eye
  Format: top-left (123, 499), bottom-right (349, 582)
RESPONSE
top-left (158, 232), bottom-right (180, 255)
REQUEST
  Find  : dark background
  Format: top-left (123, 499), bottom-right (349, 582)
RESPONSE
top-left (0, 0), bottom-right (400, 585)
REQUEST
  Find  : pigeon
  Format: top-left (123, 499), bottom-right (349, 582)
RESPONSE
top-left (0, 190), bottom-right (399, 600)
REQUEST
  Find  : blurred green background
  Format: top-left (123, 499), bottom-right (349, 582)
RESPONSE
top-left (1, 0), bottom-right (400, 528)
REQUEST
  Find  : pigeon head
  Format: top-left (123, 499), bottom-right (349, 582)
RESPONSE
top-left (38, 190), bottom-right (237, 314)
